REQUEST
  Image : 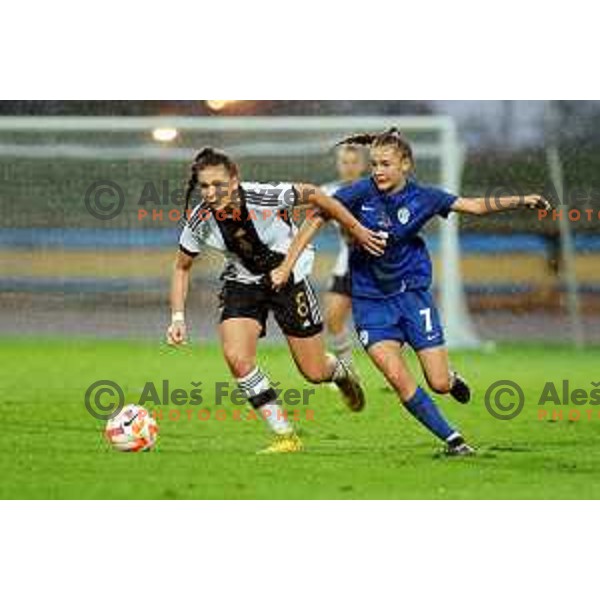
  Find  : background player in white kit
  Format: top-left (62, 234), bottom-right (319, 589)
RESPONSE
top-left (167, 148), bottom-right (385, 453)
top-left (321, 142), bottom-right (369, 369)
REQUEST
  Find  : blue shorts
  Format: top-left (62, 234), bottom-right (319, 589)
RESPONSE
top-left (353, 290), bottom-right (445, 351)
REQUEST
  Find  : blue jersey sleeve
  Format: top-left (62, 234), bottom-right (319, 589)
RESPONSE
top-left (426, 186), bottom-right (458, 219)
top-left (332, 177), bottom-right (372, 212)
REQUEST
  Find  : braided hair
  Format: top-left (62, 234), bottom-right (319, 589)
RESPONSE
top-left (336, 127), bottom-right (415, 169)
top-left (183, 147), bottom-right (239, 218)
top-left (335, 132), bottom-right (377, 147)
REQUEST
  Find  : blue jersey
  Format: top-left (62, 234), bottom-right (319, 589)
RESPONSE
top-left (333, 177), bottom-right (457, 299)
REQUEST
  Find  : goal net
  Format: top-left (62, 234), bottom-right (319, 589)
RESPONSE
top-left (0, 115), bottom-right (478, 347)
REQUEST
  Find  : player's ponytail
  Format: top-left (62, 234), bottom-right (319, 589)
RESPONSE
top-left (183, 171), bottom-right (198, 219)
top-left (335, 132), bottom-right (377, 147)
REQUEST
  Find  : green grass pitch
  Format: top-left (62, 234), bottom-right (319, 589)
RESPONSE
top-left (2, 337), bottom-right (600, 499)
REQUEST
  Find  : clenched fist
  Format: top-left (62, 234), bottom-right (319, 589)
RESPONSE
top-left (167, 319), bottom-right (187, 346)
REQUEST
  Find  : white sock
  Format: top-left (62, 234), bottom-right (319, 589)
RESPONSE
top-left (236, 367), bottom-right (293, 436)
top-left (327, 354), bottom-right (348, 383)
top-left (331, 330), bottom-right (353, 365)
top-left (237, 366), bottom-right (270, 398)
top-left (259, 402), bottom-right (293, 436)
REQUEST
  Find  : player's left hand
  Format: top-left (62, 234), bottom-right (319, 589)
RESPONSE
top-left (270, 265), bottom-right (292, 291)
top-left (524, 195), bottom-right (552, 211)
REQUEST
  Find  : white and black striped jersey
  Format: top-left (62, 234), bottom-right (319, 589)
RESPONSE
top-left (321, 181), bottom-right (350, 277)
top-left (179, 182), bottom-right (314, 285)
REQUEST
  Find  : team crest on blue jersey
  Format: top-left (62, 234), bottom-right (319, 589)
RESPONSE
top-left (358, 330), bottom-right (369, 346)
top-left (397, 206), bottom-right (411, 225)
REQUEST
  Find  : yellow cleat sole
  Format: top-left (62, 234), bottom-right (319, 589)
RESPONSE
top-left (257, 434), bottom-right (303, 455)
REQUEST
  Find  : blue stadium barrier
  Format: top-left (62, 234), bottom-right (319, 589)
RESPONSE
top-left (3, 276), bottom-right (600, 295)
top-left (2, 228), bottom-right (599, 254)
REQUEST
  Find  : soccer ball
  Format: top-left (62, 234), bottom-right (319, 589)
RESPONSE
top-left (105, 404), bottom-right (158, 452)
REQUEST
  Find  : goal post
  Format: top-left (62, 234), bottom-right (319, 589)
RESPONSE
top-left (440, 123), bottom-right (481, 348)
top-left (0, 114), bottom-right (480, 348)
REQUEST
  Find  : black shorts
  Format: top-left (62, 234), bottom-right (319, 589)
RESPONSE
top-left (219, 278), bottom-right (324, 338)
top-left (327, 272), bottom-right (352, 297)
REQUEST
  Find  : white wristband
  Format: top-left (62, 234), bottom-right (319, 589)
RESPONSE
top-left (172, 311), bottom-right (185, 324)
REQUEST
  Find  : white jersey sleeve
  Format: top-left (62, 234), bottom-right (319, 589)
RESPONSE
top-left (178, 205), bottom-right (205, 256)
top-left (243, 181), bottom-right (298, 210)
top-left (321, 181), bottom-right (342, 197)
top-left (179, 224), bottom-right (201, 256)
top-left (321, 181), bottom-right (350, 277)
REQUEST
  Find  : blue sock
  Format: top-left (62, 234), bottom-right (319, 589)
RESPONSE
top-left (404, 387), bottom-right (456, 442)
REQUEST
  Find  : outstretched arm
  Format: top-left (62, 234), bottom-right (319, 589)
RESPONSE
top-left (451, 194), bottom-right (551, 215)
top-left (293, 183), bottom-right (385, 255)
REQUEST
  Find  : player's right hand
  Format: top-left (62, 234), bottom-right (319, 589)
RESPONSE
top-left (167, 321), bottom-right (187, 346)
top-left (524, 194), bottom-right (552, 211)
top-left (270, 265), bottom-right (292, 291)
top-left (352, 224), bottom-right (387, 256)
